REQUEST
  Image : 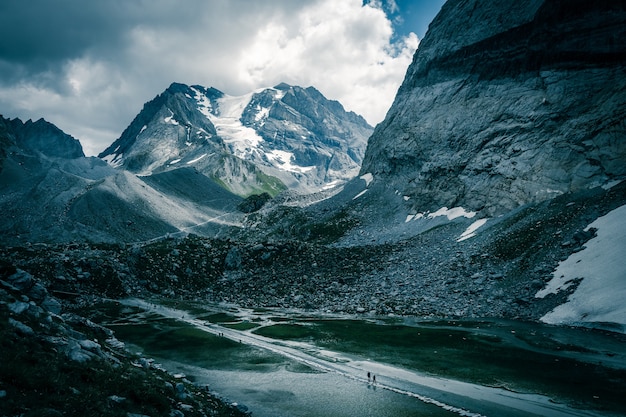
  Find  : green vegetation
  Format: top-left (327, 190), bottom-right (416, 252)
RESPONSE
top-left (253, 171), bottom-right (287, 197)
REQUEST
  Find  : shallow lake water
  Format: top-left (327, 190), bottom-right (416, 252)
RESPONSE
top-left (87, 299), bottom-right (626, 417)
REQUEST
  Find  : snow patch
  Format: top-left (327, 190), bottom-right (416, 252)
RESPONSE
top-left (536, 204), bottom-right (626, 332)
top-left (322, 180), bottom-right (342, 190)
top-left (164, 109), bottom-right (179, 125)
top-left (255, 105), bottom-right (270, 122)
top-left (403, 207), bottom-right (475, 223)
top-left (457, 218), bottom-right (488, 242)
top-left (428, 207), bottom-right (476, 221)
top-left (405, 213), bottom-right (424, 223)
top-left (353, 190), bottom-right (368, 200)
top-left (169, 159), bottom-right (181, 165)
top-left (186, 153), bottom-right (208, 165)
top-left (208, 93), bottom-right (266, 160)
top-left (191, 87), bottom-right (214, 119)
top-left (360, 173), bottom-right (374, 187)
top-left (139, 125), bottom-right (147, 134)
top-left (266, 150), bottom-right (314, 173)
top-left (102, 153), bottom-right (123, 168)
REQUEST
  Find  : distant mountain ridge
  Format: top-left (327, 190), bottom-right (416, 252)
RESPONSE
top-left (99, 82), bottom-right (373, 196)
top-left (0, 114), bottom-right (244, 245)
top-left (2, 116), bottom-right (84, 160)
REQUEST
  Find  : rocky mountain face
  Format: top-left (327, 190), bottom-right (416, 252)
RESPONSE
top-left (1, 116), bottom-right (84, 160)
top-left (360, 0), bottom-right (626, 216)
top-left (99, 82), bottom-right (372, 196)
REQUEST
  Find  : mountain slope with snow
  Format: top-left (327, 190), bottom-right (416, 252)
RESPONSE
top-left (99, 82), bottom-right (373, 196)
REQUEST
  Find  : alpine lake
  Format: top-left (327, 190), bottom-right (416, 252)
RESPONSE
top-left (80, 298), bottom-right (626, 417)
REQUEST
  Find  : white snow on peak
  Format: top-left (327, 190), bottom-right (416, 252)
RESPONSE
top-left (535, 204), bottom-right (626, 332)
top-left (255, 105), bottom-right (271, 122)
top-left (206, 93), bottom-right (265, 160)
top-left (360, 173), bottom-right (374, 187)
top-left (164, 108), bottom-right (179, 125)
top-left (191, 87), bottom-right (214, 119)
top-left (273, 88), bottom-right (287, 101)
top-left (428, 207), bottom-right (476, 221)
top-left (457, 218), bottom-right (488, 242)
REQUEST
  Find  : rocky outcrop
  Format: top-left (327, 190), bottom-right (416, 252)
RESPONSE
top-left (4, 116), bottom-right (84, 159)
top-left (0, 261), bottom-right (248, 417)
top-left (361, 0), bottom-right (626, 216)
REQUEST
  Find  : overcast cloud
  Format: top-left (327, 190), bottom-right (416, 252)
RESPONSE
top-left (0, 0), bottom-right (443, 156)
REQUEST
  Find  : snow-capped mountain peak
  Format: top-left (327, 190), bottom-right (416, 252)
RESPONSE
top-left (99, 82), bottom-right (373, 196)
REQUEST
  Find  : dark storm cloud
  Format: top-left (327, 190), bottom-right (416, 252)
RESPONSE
top-left (0, 0), bottom-right (299, 78)
top-left (0, 0), bottom-right (428, 156)
top-left (0, 1), bottom-right (126, 68)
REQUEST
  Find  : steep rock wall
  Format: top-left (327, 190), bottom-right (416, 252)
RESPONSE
top-left (361, 0), bottom-right (626, 215)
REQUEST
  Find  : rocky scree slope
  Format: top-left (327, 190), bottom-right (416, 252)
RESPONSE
top-left (99, 82), bottom-right (372, 196)
top-left (4, 176), bottom-right (624, 324)
top-left (360, 0), bottom-right (626, 217)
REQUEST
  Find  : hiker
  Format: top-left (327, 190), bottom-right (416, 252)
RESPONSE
top-left (373, 375), bottom-right (376, 384)
top-left (367, 371), bottom-right (371, 382)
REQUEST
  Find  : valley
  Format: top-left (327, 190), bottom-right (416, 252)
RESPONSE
top-left (2, 0), bottom-right (626, 416)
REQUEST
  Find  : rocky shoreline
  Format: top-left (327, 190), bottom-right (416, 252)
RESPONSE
top-left (0, 262), bottom-right (249, 417)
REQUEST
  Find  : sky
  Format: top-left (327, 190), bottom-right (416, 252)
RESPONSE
top-left (0, 0), bottom-right (445, 156)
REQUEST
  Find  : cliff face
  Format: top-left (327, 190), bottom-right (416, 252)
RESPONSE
top-left (361, 0), bottom-right (626, 216)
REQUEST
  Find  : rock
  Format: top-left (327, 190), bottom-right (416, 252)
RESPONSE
top-left (27, 282), bottom-right (48, 302)
top-left (65, 340), bottom-right (95, 363)
top-left (79, 339), bottom-right (101, 352)
top-left (225, 246), bottom-right (242, 270)
top-left (6, 269), bottom-right (34, 291)
top-left (108, 395), bottom-right (126, 404)
top-left (8, 301), bottom-right (30, 315)
top-left (41, 297), bottom-right (62, 315)
top-left (8, 318), bottom-right (34, 336)
top-left (360, 0), bottom-right (626, 217)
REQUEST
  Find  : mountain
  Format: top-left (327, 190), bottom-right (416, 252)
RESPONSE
top-left (360, 0), bottom-right (626, 217)
top-left (0, 115), bottom-right (244, 245)
top-left (242, 0), bottom-right (626, 332)
top-left (98, 82), bottom-right (373, 196)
